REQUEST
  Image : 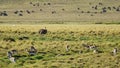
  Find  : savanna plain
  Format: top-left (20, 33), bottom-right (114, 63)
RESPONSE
top-left (0, 0), bottom-right (120, 68)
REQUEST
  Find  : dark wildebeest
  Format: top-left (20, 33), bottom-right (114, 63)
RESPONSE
top-left (7, 51), bottom-right (16, 63)
top-left (26, 10), bottom-right (30, 14)
top-left (39, 27), bottom-right (47, 34)
top-left (26, 46), bottom-right (37, 56)
top-left (52, 11), bottom-right (56, 14)
top-left (14, 11), bottom-right (18, 14)
top-left (19, 14), bottom-right (23, 16)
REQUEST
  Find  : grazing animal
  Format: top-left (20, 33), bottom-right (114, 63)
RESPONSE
top-left (26, 46), bottom-right (37, 56)
top-left (102, 9), bottom-right (107, 13)
top-left (66, 45), bottom-right (70, 52)
top-left (95, 5), bottom-right (98, 10)
top-left (30, 2), bottom-right (32, 4)
top-left (31, 10), bottom-right (35, 13)
top-left (11, 49), bottom-right (18, 54)
top-left (26, 10), bottom-right (30, 14)
top-left (62, 8), bottom-right (65, 11)
top-left (40, 9), bottom-right (42, 11)
top-left (48, 3), bottom-right (51, 5)
top-left (113, 6), bottom-right (116, 9)
top-left (7, 51), bottom-right (12, 58)
top-left (39, 27), bottom-right (47, 34)
top-left (37, 3), bottom-right (39, 6)
top-left (116, 8), bottom-right (120, 11)
top-left (108, 7), bottom-right (111, 10)
top-left (52, 11), bottom-right (56, 14)
top-left (77, 8), bottom-right (80, 10)
top-left (87, 11), bottom-right (90, 13)
top-left (99, 2), bottom-right (103, 5)
top-left (19, 14), bottom-right (23, 16)
top-left (14, 11), bottom-right (18, 14)
top-left (7, 51), bottom-right (16, 63)
top-left (113, 48), bottom-right (117, 56)
top-left (0, 12), bottom-right (8, 16)
top-left (81, 11), bottom-right (84, 13)
top-left (20, 10), bottom-right (23, 13)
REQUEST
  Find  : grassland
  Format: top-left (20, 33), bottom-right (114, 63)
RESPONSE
top-left (0, 24), bottom-right (120, 68)
top-left (0, 0), bottom-right (120, 68)
top-left (0, 0), bottom-right (120, 23)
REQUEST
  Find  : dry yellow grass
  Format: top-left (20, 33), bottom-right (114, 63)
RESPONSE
top-left (0, 24), bottom-right (120, 68)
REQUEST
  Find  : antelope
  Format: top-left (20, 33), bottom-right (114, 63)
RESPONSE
top-left (7, 51), bottom-right (16, 63)
top-left (26, 46), bottom-right (37, 56)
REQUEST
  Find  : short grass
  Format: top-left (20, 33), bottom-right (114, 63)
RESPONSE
top-left (0, 24), bottom-right (120, 68)
top-left (0, 0), bottom-right (120, 23)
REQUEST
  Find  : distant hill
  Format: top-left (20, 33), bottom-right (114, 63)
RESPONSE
top-left (0, 0), bottom-right (120, 24)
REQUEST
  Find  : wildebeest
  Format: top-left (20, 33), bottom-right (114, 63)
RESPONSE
top-left (7, 51), bottom-right (12, 58)
top-left (66, 45), bottom-right (70, 52)
top-left (99, 2), bottom-right (103, 5)
top-left (40, 9), bottom-right (43, 11)
top-left (113, 6), bottom-right (116, 9)
top-left (48, 3), bottom-right (51, 5)
top-left (26, 10), bottom-right (31, 14)
top-left (95, 5), bottom-right (98, 10)
top-left (7, 51), bottom-right (16, 63)
top-left (18, 14), bottom-right (23, 16)
top-left (77, 8), bottom-right (80, 10)
top-left (36, 3), bottom-right (39, 6)
top-left (112, 48), bottom-right (117, 56)
top-left (116, 8), bottom-right (120, 11)
top-left (25, 46), bottom-right (37, 56)
top-left (29, 2), bottom-right (32, 4)
top-left (14, 11), bottom-right (18, 14)
top-left (101, 7), bottom-right (107, 13)
top-left (62, 8), bottom-right (65, 11)
top-left (11, 49), bottom-right (18, 54)
top-left (108, 7), bottom-right (111, 10)
top-left (81, 11), bottom-right (84, 13)
top-left (39, 27), bottom-right (47, 34)
top-left (52, 11), bottom-right (56, 14)
top-left (20, 10), bottom-right (23, 13)
top-left (0, 12), bottom-right (8, 16)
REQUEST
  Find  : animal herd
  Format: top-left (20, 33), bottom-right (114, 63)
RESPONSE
top-left (7, 44), bottom-right (118, 63)
top-left (7, 46), bottom-right (37, 63)
top-left (0, 2), bottom-right (120, 17)
top-left (6, 27), bottom-right (119, 63)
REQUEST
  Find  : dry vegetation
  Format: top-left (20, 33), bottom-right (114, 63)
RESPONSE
top-left (0, 0), bottom-right (120, 68)
top-left (0, 24), bottom-right (120, 68)
top-left (0, 0), bottom-right (120, 23)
